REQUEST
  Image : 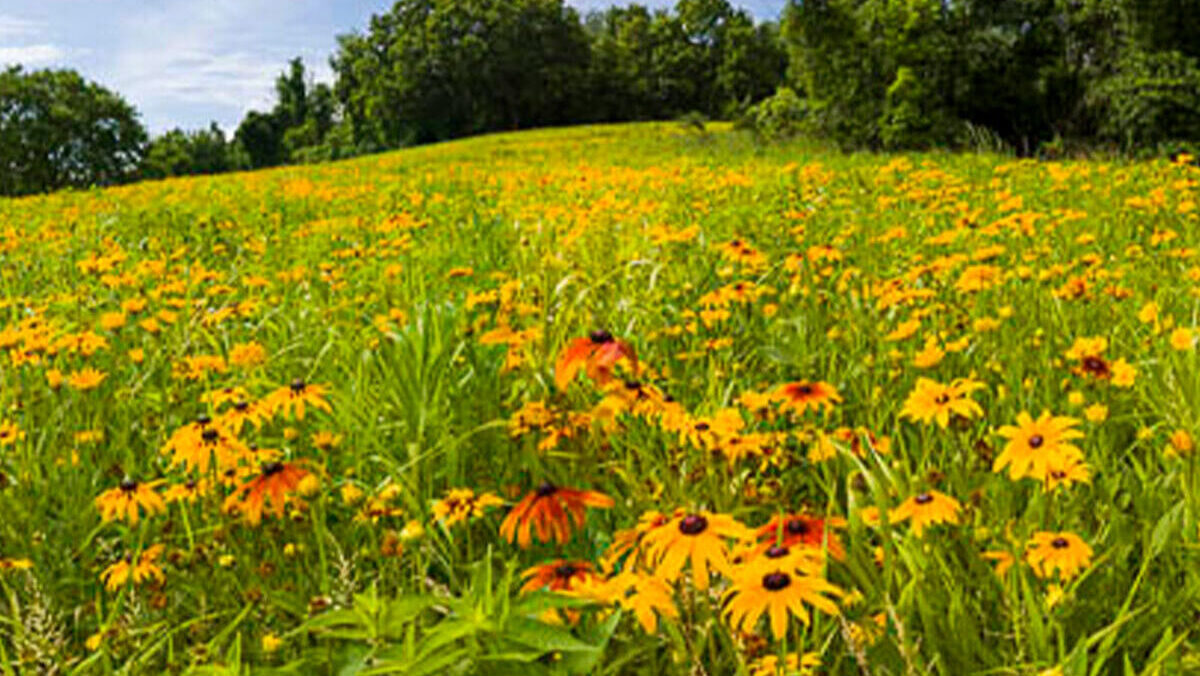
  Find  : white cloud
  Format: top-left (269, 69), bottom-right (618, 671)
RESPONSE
top-left (102, 0), bottom-right (339, 131)
top-left (0, 44), bottom-right (66, 66)
top-left (0, 14), bottom-right (43, 38)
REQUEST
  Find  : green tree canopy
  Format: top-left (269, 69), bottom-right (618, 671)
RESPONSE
top-left (0, 67), bottom-right (147, 196)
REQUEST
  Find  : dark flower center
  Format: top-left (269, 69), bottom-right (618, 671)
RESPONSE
top-left (1082, 356), bottom-right (1108, 374)
top-left (185, 480), bottom-right (197, 490)
top-left (1050, 470), bottom-right (1066, 480)
top-left (935, 394), bottom-right (950, 405)
top-left (762, 572), bottom-right (791, 591)
top-left (196, 413), bottom-right (212, 426)
top-left (796, 384), bottom-right (814, 396)
top-left (765, 545), bottom-right (789, 559)
top-left (1028, 434), bottom-right (1044, 449)
top-left (535, 481), bottom-right (557, 497)
top-left (234, 400), bottom-right (249, 412)
top-left (679, 514), bottom-right (709, 535)
top-left (914, 492), bottom-right (934, 505)
top-left (694, 422), bottom-right (710, 431)
top-left (119, 478), bottom-right (138, 492)
top-left (201, 428), bottom-right (220, 444)
top-left (554, 563), bottom-right (577, 579)
top-left (589, 330), bottom-right (613, 344)
top-left (786, 518), bottom-right (810, 535)
top-left (290, 378), bottom-right (306, 393)
top-left (262, 462), bottom-right (285, 477)
top-left (1051, 537), bottom-right (1070, 549)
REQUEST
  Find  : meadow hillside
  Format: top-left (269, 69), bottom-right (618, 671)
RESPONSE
top-left (1, 122), bottom-right (1199, 674)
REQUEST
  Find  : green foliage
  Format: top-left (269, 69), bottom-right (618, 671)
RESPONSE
top-left (1096, 50), bottom-right (1200, 150)
top-left (292, 551), bottom-right (615, 675)
top-left (780, 0), bottom-right (1200, 152)
top-left (141, 123), bottom-right (245, 180)
top-left (739, 85), bottom-right (807, 141)
top-left (0, 66), bottom-right (146, 196)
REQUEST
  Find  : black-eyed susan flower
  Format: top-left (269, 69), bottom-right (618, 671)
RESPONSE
top-left (748, 652), bottom-right (821, 676)
top-left (771, 380), bottom-right (841, 416)
top-left (264, 379), bottom-right (332, 420)
top-left (899, 377), bottom-right (984, 428)
top-left (499, 483), bottom-right (614, 548)
top-left (1064, 336), bottom-right (1111, 380)
top-left (994, 411), bottom-right (1084, 482)
top-left (554, 330), bottom-right (637, 391)
top-left (519, 559), bottom-right (596, 593)
top-left (95, 479), bottom-right (167, 525)
top-left (890, 490), bottom-right (961, 536)
top-left (163, 478), bottom-right (209, 504)
top-left (433, 487), bottom-right (504, 527)
top-left (723, 561), bottom-right (842, 639)
top-left (754, 513), bottom-right (846, 561)
top-left (100, 544), bottom-right (165, 591)
top-left (1026, 531), bottom-right (1093, 581)
top-left (223, 462), bottom-right (312, 526)
top-left (0, 420), bottom-right (25, 447)
top-left (0, 558), bottom-right (32, 572)
top-left (642, 510), bottom-right (752, 590)
top-left (68, 367), bottom-right (107, 391)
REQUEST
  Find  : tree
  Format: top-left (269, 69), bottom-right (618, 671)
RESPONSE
top-left (331, 0), bottom-right (592, 148)
top-left (0, 67), bottom-right (147, 196)
top-left (142, 123), bottom-right (243, 180)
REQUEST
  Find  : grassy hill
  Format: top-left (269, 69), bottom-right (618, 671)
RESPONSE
top-left (1, 122), bottom-right (1198, 674)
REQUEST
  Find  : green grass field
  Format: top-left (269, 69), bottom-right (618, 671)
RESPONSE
top-left (1, 122), bottom-right (1199, 674)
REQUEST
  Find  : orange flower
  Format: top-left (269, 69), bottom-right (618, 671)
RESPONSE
top-left (554, 330), bottom-right (637, 390)
top-left (223, 462), bottom-right (311, 525)
top-left (499, 482), bottom-right (614, 548)
top-left (519, 559), bottom-right (596, 593)
top-left (772, 380), bottom-right (841, 416)
top-left (755, 513), bottom-right (847, 560)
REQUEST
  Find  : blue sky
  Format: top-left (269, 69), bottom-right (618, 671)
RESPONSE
top-left (0, 1), bottom-right (785, 135)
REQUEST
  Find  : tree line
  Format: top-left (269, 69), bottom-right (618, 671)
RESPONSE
top-left (2, 0), bottom-right (1198, 196)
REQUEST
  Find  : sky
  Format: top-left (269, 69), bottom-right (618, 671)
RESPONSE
top-left (0, 1), bottom-right (786, 135)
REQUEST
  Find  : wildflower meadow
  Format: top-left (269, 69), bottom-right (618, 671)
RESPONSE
top-left (1, 122), bottom-right (1199, 674)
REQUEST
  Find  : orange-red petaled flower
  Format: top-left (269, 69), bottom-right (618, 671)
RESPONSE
top-left (520, 559), bottom-right (596, 593)
top-left (772, 381), bottom-right (842, 416)
top-left (554, 330), bottom-right (637, 390)
top-left (499, 482), bottom-right (615, 548)
top-left (223, 462), bottom-right (311, 525)
top-left (755, 513), bottom-right (847, 560)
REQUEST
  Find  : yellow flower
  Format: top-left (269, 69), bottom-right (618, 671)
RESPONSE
top-left (230, 341), bottom-right (267, 368)
top-left (68, 367), bottom-right (107, 391)
top-left (399, 519), bottom-right (425, 541)
top-left (994, 411), bottom-right (1084, 482)
top-left (982, 550), bottom-right (1015, 577)
top-left (1026, 531), bottom-right (1093, 581)
top-left (642, 511), bottom-right (752, 590)
top-left (890, 490), bottom-right (961, 536)
top-left (912, 338), bottom-right (945, 369)
top-left (1111, 358), bottom-right (1137, 388)
top-left (1083, 403), bottom-right (1108, 422)
top-left (1170, 327), bottom-right (1194, 351)
top-left (95, 479), bottom-right (167, 525)
top-left (0, 420), bottom-right (25, 447)
top-left (262, 633), bottom-right (283, 653)
top-left (1167, 429), bottom-right (1195, 457)
top-left (1138, 301), bottom-right (1159, 325)
top-left (898, 377), bottom-right (985, 428)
